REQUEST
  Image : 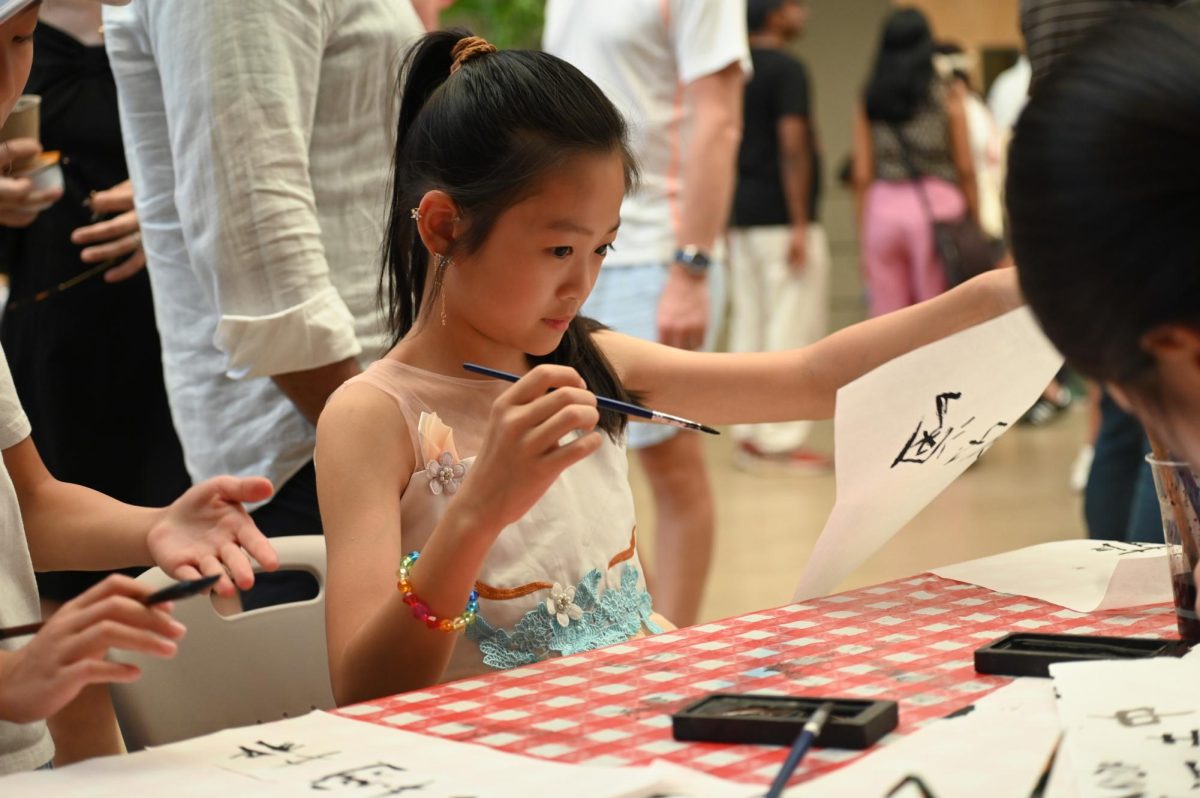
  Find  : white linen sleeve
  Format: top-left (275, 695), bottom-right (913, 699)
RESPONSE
top-left (0, 345), bottom-right (30, 450)
top-left (670, 0), bottom-right (753, 86)
top-left (148, 0), bottom-right (362, 380)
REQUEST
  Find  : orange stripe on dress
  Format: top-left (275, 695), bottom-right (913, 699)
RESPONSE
top-left (473, 527), bottom-right (638, 601)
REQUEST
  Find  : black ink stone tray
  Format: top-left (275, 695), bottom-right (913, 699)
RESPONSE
top-left (974, 631), bottom-right (1189, 678)
top-left (671, 693), bottom-right (898, 749)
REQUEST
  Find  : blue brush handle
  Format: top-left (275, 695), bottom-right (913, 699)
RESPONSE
top-left (462, 363), bottom-right (655, 420)
top-left (764, 702), bottom-right (835, 798)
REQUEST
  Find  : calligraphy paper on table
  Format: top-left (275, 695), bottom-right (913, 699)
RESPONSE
top-left (1050, 657), bottom-right (1200, 798)
top-left (794, 307), bottom-right (1063, 600)
top-left (786, 679), bottom-right (1062, 797)
top-left (0, 711), bottom-right (759, 798)
top-left (932, 539), bottom-right (1171, 612)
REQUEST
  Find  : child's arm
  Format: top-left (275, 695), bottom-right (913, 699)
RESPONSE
top-left (600, 268), bottom-right (1022, 425)
top-left (320, 366), bottom-right (602, 703)
top-left (6, 438), bottom-right (279, 596)
top-left (0, 575), bottom-right (184, 725)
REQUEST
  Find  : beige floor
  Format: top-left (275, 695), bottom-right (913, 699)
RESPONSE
top-left (629, 406), bottom-right (1089, 624)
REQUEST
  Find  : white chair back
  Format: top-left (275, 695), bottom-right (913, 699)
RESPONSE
top-left (110, 535), bottom-right (336, 750)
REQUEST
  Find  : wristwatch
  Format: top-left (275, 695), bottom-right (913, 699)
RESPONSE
top-left (673, 245), bottom-right (712, 277)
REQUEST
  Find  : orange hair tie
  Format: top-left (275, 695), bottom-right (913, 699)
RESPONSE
top-left (450, 36), bottom-right (497, 75)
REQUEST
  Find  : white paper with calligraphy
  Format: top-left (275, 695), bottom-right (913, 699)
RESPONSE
top-left (794, 307), bottom-right (1063, 600)
top-left (787, 679), bottom-right (1061, 797)
top-left (931, 540), bottom-right (1171, 612)
top-left (1051, 657), bottom-right (1200, 797)
top-left (0, 711), bottom-right (758, 797)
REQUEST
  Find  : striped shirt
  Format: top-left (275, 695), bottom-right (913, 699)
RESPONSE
top-left (1021, 0), bottom-right (1189, 88)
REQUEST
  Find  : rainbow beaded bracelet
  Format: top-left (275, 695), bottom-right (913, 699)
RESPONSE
top-left (396, 550), bottom-right (479, 633)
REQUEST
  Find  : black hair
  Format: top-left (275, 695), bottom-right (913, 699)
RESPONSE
top-left (864, 7), bottom-right (935, 122)
top-left (382, 30), bottom-right (640, 438)
top-left (747, 0), bottom-right (785, 33)
top-left (1007, 6), bottom-right (1200, 387)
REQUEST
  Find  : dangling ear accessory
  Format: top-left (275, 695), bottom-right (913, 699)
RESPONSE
top-left (433, 253), bottom-right (453, 327)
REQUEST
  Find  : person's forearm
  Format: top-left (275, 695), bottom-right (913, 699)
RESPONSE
top-left (333, 502), bottom-right (501, 704)
top-left (20, 478), bottom-right (160, 572)
top-left (678, 108), bottom-right (741, 252)
top-left (960, 171), bottom-right (980, 225)
top-left (779, 125), bottom-right (811, 230)
top-left (781, 149), bottom-right (811, 231)
top-left (272, 356), bottom-right (362, 426)
top-left (0, 649), bottom-right (27, 722)
top-left (791, 269), bottom-right (1016, 418)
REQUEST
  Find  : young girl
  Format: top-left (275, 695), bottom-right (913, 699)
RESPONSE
top-left (317, 30), bottom-right (1022, 705)
top-left (1006, 8), bottom-right (1200, 610)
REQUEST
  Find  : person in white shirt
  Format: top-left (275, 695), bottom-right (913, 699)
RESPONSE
top-left (101, 0), bottom-right (424, 607)
top-left (987, 55), bottom-right (1031, 134)
top-left (543, 0), bottom-right (750, 627)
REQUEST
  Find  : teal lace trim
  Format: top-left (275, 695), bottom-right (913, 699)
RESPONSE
top-left (467, 564), bottom-right (662, 670)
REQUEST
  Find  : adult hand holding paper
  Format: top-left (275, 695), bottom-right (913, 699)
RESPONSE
top-left (795, 308), bottom-right (1064, 600)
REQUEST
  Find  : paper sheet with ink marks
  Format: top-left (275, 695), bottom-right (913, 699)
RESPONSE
top-left (932, 540), bottom-right (1171, 612)
top-left (0, 711), bottom-right (759, 797)
top-left (1051, 656), bottom-right (1200, 797)
top-left (795, 307), bottom-right (1064, 600)
top-left (788, 679), bottom-right (1061, 797)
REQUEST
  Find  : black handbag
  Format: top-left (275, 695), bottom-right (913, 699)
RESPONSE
top-left (888, 122), bottom-right (996, 288)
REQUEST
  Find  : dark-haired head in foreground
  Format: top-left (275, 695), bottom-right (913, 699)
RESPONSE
top-left (1007, 6), bottom-right (1200, 466)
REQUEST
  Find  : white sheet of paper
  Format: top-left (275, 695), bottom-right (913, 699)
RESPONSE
top-left (931, 539), bottom-right (1171, 612)
top-left (785, 679), bottom-right (1061, 797)
top-left (1051, 657), bottom-right (1200, 798)
top-left (0, 712), bottom-right (674, 798)
top-left (794, 307), bottom-right (1064, 600)
top-left (642, 762), bottom-right (762, 797)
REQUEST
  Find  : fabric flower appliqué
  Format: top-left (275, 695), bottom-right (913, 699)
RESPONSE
top-left (545, 583), bottom-right (583, 628)
top-left (418, 412), bottom-right (467, 496)
top-left (426, 452), bottom-right (466, 496)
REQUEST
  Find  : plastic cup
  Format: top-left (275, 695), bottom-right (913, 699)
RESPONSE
top-left (1146, 454), bottom-right (1200, 644)
top-left (21, 151), bottom-right (62, 209)
top-left (0, 94), bottom-right (40, 172)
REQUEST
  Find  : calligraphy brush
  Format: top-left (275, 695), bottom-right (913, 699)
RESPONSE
top-left (764, 701), bottom-right (835, 798)
top-left (0, 575), bottom-right (219, 641)
top-left (462, 363), bottom-right (719, 435)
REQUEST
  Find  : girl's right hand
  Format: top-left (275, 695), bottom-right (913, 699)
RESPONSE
top-left (0, 574), bottom-right (186, 724)
top-left (457, 364), bottom-right (603, 534)
top-left (0, 139), bottom-right (62, 228)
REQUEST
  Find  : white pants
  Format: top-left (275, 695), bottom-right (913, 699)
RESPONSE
top-left (727, 224), bottom-right (831, 453)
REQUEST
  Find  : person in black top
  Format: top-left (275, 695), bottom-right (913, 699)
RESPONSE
top-left (0, 0), bottom-right (190, 764)
top-left (728, 0), bottom-right (831, 474)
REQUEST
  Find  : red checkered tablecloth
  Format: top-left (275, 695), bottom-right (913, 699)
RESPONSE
top-left (335, 573), bottom-right (1178, 786)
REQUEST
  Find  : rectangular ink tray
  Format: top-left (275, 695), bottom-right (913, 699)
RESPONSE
top-left (671, 693), bottom-right (898, 749)
top-left (974, 632), bottom-right (1188, 678)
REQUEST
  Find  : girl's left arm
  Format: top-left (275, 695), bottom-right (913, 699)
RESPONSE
top-left (598, 268), bottom-right (1022, 426)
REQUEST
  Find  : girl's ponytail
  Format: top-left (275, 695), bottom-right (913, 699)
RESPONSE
top-left (381, 31), bottom-right (466, 341)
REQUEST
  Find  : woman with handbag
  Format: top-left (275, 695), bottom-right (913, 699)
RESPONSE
top-left (852, 7), bottom-right (989, 317)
